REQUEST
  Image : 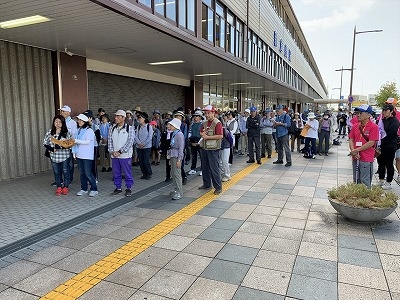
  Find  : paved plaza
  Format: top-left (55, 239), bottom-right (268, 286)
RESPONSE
top-left (0, 141), bottom-right (399, 299)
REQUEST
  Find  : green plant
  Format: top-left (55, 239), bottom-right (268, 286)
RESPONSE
top-left (328, 183), bottom-right (398, 209)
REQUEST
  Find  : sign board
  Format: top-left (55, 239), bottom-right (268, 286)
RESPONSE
top-left (348, 95), bottom-right (354, 103)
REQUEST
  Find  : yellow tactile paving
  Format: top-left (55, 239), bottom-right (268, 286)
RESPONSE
top-left (40, 156), bottom-right (270, 299)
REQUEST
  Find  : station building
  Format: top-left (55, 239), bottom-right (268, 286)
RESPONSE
top-left (0, 0), bottom-right (327, 181)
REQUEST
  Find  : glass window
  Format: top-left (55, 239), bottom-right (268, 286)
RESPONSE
top-left (138, 0), bottom-right (152, 7)
top-left (236, 20), bottom-right (243, 59)
top-left (202, 0), bottom-right (212, 6)
top-left (178, 0), bottom-right (186, 27)
top-left (227, 12), bottom-right (235, 54)
top-left (201, 2), bottom-right (214, 42)
top-left (155, 0), bottom-right (164, 15)
top-left (215, 2), bottom-right (225, 48)
top-left (166, 0), bottom-right (176, 21)
top-left (187, 0), bottom-right (195, 31)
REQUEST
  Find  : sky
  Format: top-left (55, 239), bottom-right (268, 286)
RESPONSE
top-left (290, 0), bottom-right (400, 99)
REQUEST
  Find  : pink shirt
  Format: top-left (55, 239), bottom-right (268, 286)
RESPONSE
top-left (349, 120), bottom-right (379, 162)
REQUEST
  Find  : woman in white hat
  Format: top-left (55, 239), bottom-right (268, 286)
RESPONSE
top-left (72, 114), bottom-right (98, 196)
top-left (303, 112), bottom-right (319, 159)
top-left (167, 118), bottom-right (185, 200)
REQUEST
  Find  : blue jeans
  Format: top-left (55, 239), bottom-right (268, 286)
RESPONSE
top-left (77, 158), bottom-right (97, 192)
top-left (51, 158), bottom-right (70, 188)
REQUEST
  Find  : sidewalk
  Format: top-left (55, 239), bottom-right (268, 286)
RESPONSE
top-left (0, 141), bottom-right (399, 300)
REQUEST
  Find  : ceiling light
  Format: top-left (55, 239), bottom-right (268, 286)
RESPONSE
top-left (262, 90), bottom-right (277, 93)
top-left (148, 60), bottom-right (184, 66)
top-left (246, 86), bottom-right (263, 89)
top-left (230, 82), bottom-right (251, 85)
top-left (0, 15), bottom-right (51, 29)
top-left (194, 73), bottom-right (222, 77)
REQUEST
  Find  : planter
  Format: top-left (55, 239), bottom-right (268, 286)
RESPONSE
top-left (328, 197), bottom-right (398, 223)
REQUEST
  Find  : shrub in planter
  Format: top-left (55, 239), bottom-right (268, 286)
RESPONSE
top-left (327, 183), bottom-right (398, 222)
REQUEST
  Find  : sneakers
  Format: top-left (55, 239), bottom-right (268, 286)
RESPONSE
top-left (170, 190), bottom-right (177, 195)
top-left (273, 160), bottom-right (283, 164)
top-left (257, 160), bottom-right (262, 165)
top-left (61, 187), bottom-right (69, 195)
top-left (312, 155), bottom-right (316, 159)
top-left (165, 177), bottom-right (172, 183)
top-left (107, 167), bottom-right (112, 172)
top-left (285, 162), bottom-right (292, 167)
top-left (199, 171), bottom-right (202, 176)
top-left (77, 190), bottom-right (88, 196)
top-left (221, 176), bottom-right (231, 182)
top-left (246, 160), bottom-right (255, 163)
top-left (237, 152), bottom-right (244, 156)
top-left (55, 187), bottom-right (62, 196)
top-left (381, 182), bottom-right (392, 190)
top-left (89, 191), bottom-right (98, 197)
top-left (111, 188), bottom-right (123, 195)
top-left (188, 170), bottom-right (197, 175)
top-left (172, 193), bottom-right (182, 200)
top-left (101, 167), bottom-right (107, 172)
top-left (125, 189), bottom-right (132, 197)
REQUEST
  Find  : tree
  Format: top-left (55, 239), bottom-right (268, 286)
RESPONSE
top-left (375, 82), bottom-right (399, 107)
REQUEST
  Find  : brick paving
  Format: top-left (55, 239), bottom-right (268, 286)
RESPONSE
top-left (0, 141), bottom-right (399, 299)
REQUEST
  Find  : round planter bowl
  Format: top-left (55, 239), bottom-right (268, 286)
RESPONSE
top-left (328, 198), bottom-right (398, 223)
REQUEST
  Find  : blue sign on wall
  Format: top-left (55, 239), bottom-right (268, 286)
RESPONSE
top-left (273, 31), bottom-right (292, 62)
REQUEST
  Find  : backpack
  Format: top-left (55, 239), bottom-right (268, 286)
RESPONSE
top-left (221, 128), bottom-right (233, 149)
top-left (288, 118), bottom-right (297, 135)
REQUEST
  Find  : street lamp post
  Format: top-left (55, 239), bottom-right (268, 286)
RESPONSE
top-left (335, 66), bottom-right (353, 100)
top-left (348, 26), bottom-right (383, 110)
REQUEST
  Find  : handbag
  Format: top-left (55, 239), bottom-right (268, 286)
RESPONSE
top-left (44, 149), bottom-right (50, 158)
top-left (359, 125), bottom-right (380, 157)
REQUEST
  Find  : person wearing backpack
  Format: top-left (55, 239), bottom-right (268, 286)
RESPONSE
top-left (289, 112), bottom-right (303, 153)
top-left (318, 111), bottom-right (333, 156)
top-left (108, 110), bottom-right (135, 197)
top-left (246, 106), bottom-right (262, 164)
top-left (135, 111), bottom-right (153, 180)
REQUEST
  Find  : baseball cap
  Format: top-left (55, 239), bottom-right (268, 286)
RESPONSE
top-left (83, 110), bottom-right (93, 118)
top-left (354, 104), bottom-right (373, 114)
top-left (276, 104), bottom-right (284, 110)
top-left (382, 104), bottom-right (394, 111)
top-left (153, 109), bottom-right (161, 115)
top-left (244, 109), bottom-right (250, 114)
top-left (76, 113), bottom-right (89, 122)
top-left (386, 98), bottom-right (398, 105)
top-left (203, 105), bottom-right (216, 112)
top-left (149, 120), bottom-right (158, 126)
top-left (193, 110), bottom-right (203, 117)
top-left (114, 109), bottom-right (127, 118)
top-left (59, 105), bottom-right (71, 112)
top-left (250, 106), bottom-right (257, 112)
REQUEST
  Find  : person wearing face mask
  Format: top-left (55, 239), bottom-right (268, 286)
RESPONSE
top-left (317, 111), bottom-right (333, 156)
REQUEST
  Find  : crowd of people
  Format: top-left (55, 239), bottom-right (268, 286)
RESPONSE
top-left (43, 98), bottom-right (400, 198)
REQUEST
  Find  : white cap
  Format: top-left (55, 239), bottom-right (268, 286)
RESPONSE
top-left (76, 113), bottom-right (89, 122)
top-left (244, 109), bottom-right (250, 114)
top-left (168, 118), bottom-right (181, 130)
top-left (59, 105), bottom-right (71, 112)
top-left (114, 109), bottom-right (126, 118)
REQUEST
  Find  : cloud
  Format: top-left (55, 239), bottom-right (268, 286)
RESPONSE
top-left (298, 0), bottom-right (377, 31)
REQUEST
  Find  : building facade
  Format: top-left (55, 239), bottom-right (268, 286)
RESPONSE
top-left (0, 0), bottom-right (327, 180)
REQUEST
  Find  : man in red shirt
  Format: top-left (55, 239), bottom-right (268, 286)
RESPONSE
top-left (199, 105), bottom-right (223, 195)
top-left (349, 104), bottom-right (379, 188)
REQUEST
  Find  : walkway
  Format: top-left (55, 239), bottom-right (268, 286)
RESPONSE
top-left (0, 141), bottom-right (399, 299)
